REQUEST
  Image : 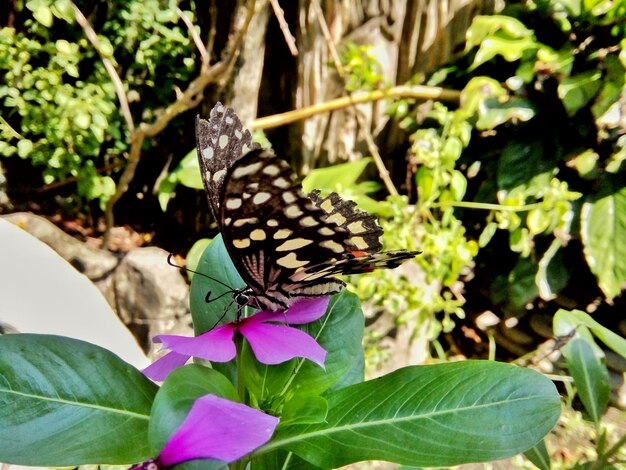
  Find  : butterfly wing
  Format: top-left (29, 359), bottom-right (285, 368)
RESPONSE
top-left (218, 149), bottom-right (418, 311)
top-left (197, 102), bottom-right (418, 312)
top-left (196, 102), bottom-right (260, 222)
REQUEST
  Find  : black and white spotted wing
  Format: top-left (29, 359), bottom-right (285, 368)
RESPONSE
top-left (218, 149), bottom-right (417, 311)
top-left (196, 103), bottom-right (418, 311)
top-left (196, 102), bottom-right (260, 222)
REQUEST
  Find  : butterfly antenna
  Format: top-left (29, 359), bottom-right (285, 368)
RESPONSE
top-left (208, 298), bottom-right (237, 330)
top-left (205, 289), bottom-right (233, 304)
top-left (167, 253), bottom-right (236, 291)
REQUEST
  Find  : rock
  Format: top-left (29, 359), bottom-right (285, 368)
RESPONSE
top-left (114, 246), bottom-right (192, 353)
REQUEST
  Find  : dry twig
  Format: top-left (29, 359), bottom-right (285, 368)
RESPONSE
top-left (252, 85), bottom-right (460, 130)
top-left (269, 0), bottom-right (298, 56)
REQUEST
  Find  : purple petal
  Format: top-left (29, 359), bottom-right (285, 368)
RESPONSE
top-left (143, 351), bottom-right (190, 382)
top-left (250, 296), bottom-right (330, 325)
top-left (241, 322), bottom-right (326, 367)
top-left (159, 394), bottom-right (279, 465)
top-left (155, 324), bottom-right (237, 363)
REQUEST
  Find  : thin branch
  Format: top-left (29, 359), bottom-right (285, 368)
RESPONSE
top-left (311, 0), bottom-right (398, 196)
top-left (176, 7), bottom-right (210, 66)
top-left (269, 0), bottom-right (298, 56)
top-left (251, 85), bottom-right (460, 130)
top-left (71, 1), bottom-right (135, 133)
top-left (101, 0), bottom-right (257, 249)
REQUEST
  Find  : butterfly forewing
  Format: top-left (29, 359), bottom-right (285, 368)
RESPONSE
top-left (219, 149), bottom-right (352, 310)
top-left (196, 102), bottom-right (260, 221)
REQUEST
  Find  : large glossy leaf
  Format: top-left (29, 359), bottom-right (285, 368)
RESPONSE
top-left (0, 334), bottom-right (157, 466)
top-left (564, 335), bottom-right (609, 423)
top-left (581, 186), bottom-right (626, 300)
top-left (251, 449), bottom-right (320, 470)
top-left (262, 361), bottom-right (560, 468)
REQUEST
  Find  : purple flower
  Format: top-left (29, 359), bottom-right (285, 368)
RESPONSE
top-left (144, 296), bottom-right (329, 381)
top-left (132, 394), bottom-right (279, 467)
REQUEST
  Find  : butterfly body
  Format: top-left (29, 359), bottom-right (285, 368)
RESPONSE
top-left (197, 103), bottom-right (418, 311)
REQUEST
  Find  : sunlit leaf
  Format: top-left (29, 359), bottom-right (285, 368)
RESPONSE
top-left (265, 362), bottom-right (560, 468)
top-left (0, 334), bottom-right (157, 465)
top-left (564, 334), bottom-right (609, 423)
top-left (581, 185), bottom-right (626, 300)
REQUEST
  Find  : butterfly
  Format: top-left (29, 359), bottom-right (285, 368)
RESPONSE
top-left (196, 102), bottom-right (418, 311)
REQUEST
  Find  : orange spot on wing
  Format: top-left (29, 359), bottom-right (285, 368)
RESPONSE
top-left (350, 250), bottom-right (368, 257)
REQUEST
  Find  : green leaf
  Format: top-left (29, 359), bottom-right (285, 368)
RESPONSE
top-left (536, 238), bottom-right (570, 300)
top-left (476, 97), bottom-right (536, 130)
top-left (459, 76), bottom-right (507, 118)
top-left (564, 335), bottom-right (609, 423)
top-left (558, 70), bottom-right (602, 116)
top-left (73, 111), bottom-right (91, 130)
top-left (27, 0), bottom-right (53, 27)
top-left (471, 35), bottom-right (538, 70)
top-left (527, 207), bottom-right (551, 235)
top-left (478, 221), bottom-right (498, 247)
top-left (290, 292), bottom-right (364, 396)
top-left (264, 361), bottom-right (560, 468)
top-left (524, 439), bottom-right (551, 470)
top-left (16, 139), bottom-right (33, 157)
top-left (553, 308), bottom-right (626, 359)
top-left (157, 173), bottom-right (179, 211)
top-left (301, 159), bottom-right (372, 194)
top-left (581, 185), bottom-right (626, 300)
top-left (466, 15), bottom-right (534, 52)
top-left (149, 365), bottom-right (238, 454)
top-left (177, 167), bottom-right (203, 189)
top-left (186, 238), bottom-right (212, 277)
top-left (252, 449), bottom-right (319, 470)
top-left (505, 257), bottom-right (539, 311)
top-left (497, 139), bottom-right (554, 192)
top-left (280, 396), bottom-right (328, 427)
top-left (190, 235), bottom-right (246, 334)
top-left (157, 150), bottom-right (203, 210)
top-left (0, 334), bottom-right (157, 466)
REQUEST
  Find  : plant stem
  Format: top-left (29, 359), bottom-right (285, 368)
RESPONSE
top-left (431, 200), bottom-right (542, 211)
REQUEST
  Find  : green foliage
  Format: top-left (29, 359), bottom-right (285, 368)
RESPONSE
top-left (0, 0), bottom-right (194, 208)
top-left (265, 361), bottom-right (559, 468)
top-left (460, 2), bottom-right (626, 305)
top-left (550, 308), bottom-right (626, 467)
top-left (297, 111), bottom-right (478, 367)
top-left (401, 0), bottom-right (626, 319)
top-left (339, 42), bottom-right (386, 91)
